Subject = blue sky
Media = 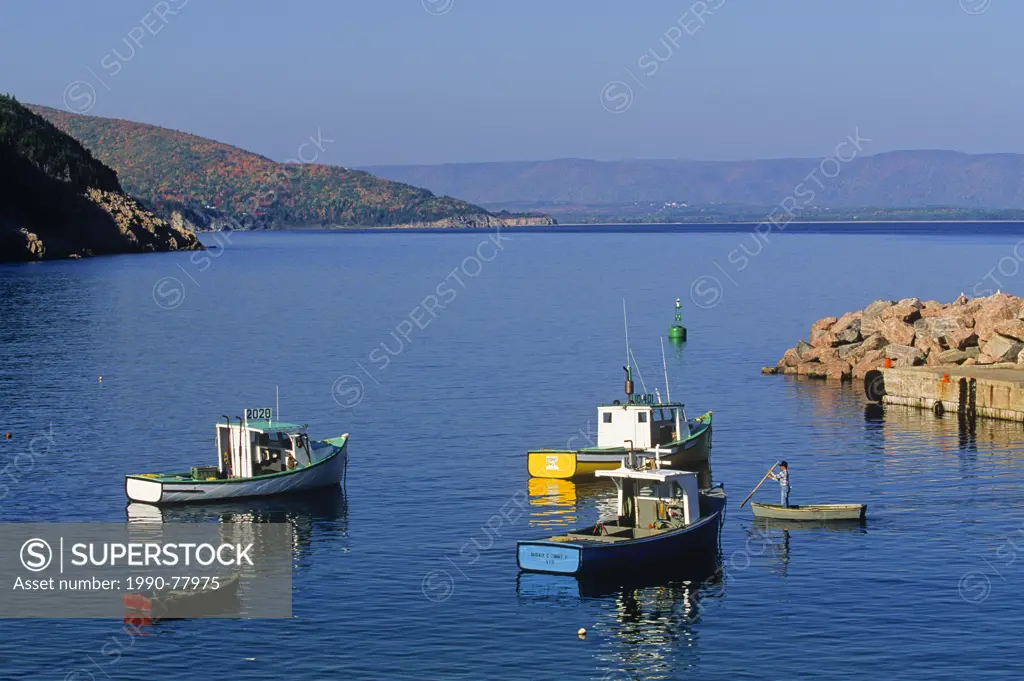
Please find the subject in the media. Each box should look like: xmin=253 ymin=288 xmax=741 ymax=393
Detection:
xmin=2 ymin=0 xmax=1020 ymax=166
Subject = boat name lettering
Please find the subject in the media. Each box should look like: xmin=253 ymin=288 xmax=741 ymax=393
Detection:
xmin=245 ymin=408 xmax=272 ymax=420
xmin=633 ymin=393 xmax=656 ymax=405
xmin=530 ymin=550 xmax=568 ymax=560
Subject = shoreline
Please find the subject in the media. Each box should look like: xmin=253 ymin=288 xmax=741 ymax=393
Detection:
xmin=555 ymin=219 xmax=1024 ymax=226
xmin=196 ymin=219 xmax=1024 ymax=235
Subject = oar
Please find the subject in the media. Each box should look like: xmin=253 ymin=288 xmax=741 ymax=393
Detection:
xmin=739 ymin=461 xmax=781 ymax=508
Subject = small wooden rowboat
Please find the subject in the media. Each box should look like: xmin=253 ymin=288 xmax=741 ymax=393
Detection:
xmin=750 ymin=502 xmax=866 ymax=521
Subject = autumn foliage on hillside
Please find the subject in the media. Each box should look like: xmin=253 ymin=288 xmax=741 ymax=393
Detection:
xmin=29 ymin=105 xmax=487 ymax=228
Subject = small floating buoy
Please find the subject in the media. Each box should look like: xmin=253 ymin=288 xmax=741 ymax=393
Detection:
xmin=4 ymin=432 xmax=10 ymax=440
xmin=577 ymin=627 xmax=587 ymax=639
xmin=98 ymin=376 xmax=103 ymax=382
xmin=668 ymin=298 xmax=687 ymax=343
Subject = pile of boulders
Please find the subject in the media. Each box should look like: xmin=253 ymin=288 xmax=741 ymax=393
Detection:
xmin=762 ymin=293 xmax=1024 ymax=380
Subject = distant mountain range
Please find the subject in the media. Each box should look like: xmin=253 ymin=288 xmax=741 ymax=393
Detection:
xmin=1 ymin=95 xmax=200 ymax=261
xmin=28 ymin=105 xmax=553 ymax=231
xmin=364 ymin=152 xmax=1024 ymax=223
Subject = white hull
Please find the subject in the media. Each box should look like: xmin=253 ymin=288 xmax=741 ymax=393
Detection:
xmin=126 ymin=443 xmax=348 ymax=505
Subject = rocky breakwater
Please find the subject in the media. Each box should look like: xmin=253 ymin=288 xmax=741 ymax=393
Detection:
xmin=762 ymin=293 xmax=1024 ymax=380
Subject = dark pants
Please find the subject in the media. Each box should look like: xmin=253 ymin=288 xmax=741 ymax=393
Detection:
xmin=781 ymin=486 xmax=790 ymax=508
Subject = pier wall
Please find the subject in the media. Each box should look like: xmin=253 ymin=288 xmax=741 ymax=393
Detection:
xmin=877 ymin=366 xmax=1024 ymax=422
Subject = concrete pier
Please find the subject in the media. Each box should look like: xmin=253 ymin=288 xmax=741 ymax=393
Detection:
xmin=871 ymin=365 xmax=1024 ymax=423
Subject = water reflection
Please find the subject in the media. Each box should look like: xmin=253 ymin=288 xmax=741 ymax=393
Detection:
xmin=125 ymin=487 xmax=349 ymax=562
xmin=748 ymin=519 xmax=867 ymax=578
xmin=864 ymin=401 xmax=1024 ymax=470
xmin=517 ymin=564 xmax=723 ymax=680
xmin=527 ymin=478 xmax=614 ymax=530
xmin=668 ymin=337 xmax=684 ymax=363
xmin=522 ymin=465 xmax=725 ymax=679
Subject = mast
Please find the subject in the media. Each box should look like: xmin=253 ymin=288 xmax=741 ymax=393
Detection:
xmin=221 ymin=416 xmax=232 ymax=477
xmin=622 ymin=299 xmax=631 ymax=373
xmin=623 ymin=299 xmax=634 ymax=404
xmin=629 ymin=348 xmax=648 ymax=395
xmin=234 ymin=416 xmax=244 ymax=479
xmin=660 ymin=337 xmax=671 ymax=403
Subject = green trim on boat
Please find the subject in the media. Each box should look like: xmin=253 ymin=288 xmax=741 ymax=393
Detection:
xmin=239 ymin=420 xmax=306 ymax=432
xmin=126 ymin=435 xmax=347 ymax=484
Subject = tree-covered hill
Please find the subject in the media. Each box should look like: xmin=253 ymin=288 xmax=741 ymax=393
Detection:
xmin=28 ymin=105 xmax=553 ymax=230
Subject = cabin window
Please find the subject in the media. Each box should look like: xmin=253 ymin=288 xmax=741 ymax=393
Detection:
xmin=638 ymin=412 xmax=647 ymax=423
xmin=603 ymin=413 xmax=612 ymax=423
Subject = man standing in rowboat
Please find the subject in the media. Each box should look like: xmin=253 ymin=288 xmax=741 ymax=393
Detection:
xmin=768 ymin=461 xmax=790 ymax=508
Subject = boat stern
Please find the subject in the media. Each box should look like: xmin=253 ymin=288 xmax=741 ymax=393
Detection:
xmin=527 ymin=450 xmax=577 ymax=479
xmin=125 ymin=476 xmax=163 ymax=504
xmin=517 ymin=540 xmax=582 ymax=574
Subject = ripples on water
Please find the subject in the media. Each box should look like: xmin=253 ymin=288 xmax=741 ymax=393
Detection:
xmin=1 ymin=228 xmax=1024 ymax=679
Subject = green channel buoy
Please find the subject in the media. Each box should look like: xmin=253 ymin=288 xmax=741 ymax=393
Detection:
xmin=668 ymin=298 xmax=687 ymax=342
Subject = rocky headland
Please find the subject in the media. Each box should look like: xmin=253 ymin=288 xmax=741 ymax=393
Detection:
xmin=763 ymin=292 xmax=1024 ymax=380
xmin=0 ymin=95 xmax=201 ymax=262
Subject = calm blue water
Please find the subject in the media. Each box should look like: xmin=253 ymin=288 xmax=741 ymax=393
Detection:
xmin=2 ymin=224 xmax=1024 ymax=680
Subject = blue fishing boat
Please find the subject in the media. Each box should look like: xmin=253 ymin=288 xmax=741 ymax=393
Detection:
xmin=517 ymin=456 xmax=725 ymax=575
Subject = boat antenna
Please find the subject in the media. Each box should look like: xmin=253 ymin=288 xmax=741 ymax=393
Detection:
xmin=622 ymin=298 xmax=631 ymax=372
xmin=660 ymin=337 xmax=671 ymax=403
xmin=628 ymin=347 xmax=648 ymax=395
xmin=221 ymin=415 xmax=231 ymax=474
xmin=275 ymin=385 xmax=279 ymax=425
xmin=234 ymin=416 xmax=244 ymax=478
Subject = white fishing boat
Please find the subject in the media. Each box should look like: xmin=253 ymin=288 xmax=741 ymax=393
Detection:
xmin=527 ymin=304 xmax=712 ymax=479
xmin=125 ymin=408 xmax=348 ymax=505
xmin=527 ymin=387 xmax=712 ymax=479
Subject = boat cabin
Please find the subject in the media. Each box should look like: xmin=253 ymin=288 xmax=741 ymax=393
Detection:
xmin=596 ymin=394 xmax=688 ymax=451
xmin=595 ymin=465 xmax=701 ymax=534
xmin=215 ymin=417 xmax=313 ymax=480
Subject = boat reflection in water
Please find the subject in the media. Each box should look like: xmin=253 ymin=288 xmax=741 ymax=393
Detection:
xmin=521 ymin=461 xmax=721 ymax=677
xmin=122 ymin=487 xmax=348 ymax=623
xmin=527 ymin=478 xmax=612 ymax=530
xmin=517 ymin=559 xmax=723 ymax=679
xmin=750 ymin=517 xmax=867 ymax=577
xmin=126 ymin=486 xmax=349 ymax=564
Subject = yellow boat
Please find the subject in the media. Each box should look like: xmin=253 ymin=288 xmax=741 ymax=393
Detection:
xmin=528 ymin=368 xmax=712 ymax=480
